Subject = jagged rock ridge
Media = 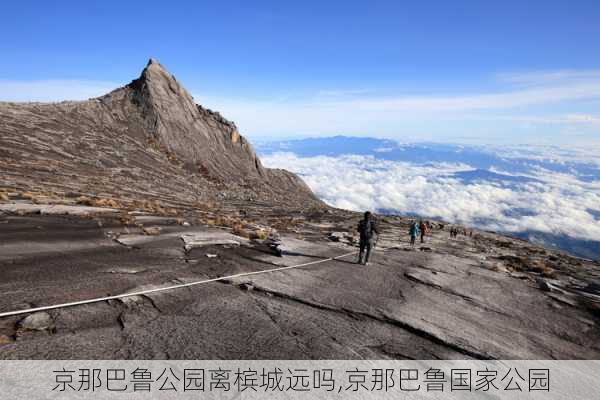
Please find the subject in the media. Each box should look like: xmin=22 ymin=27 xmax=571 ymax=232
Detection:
xmin=126 ymin=58 xmax=264 ymax=179
xmin=0 ymin=59 xmax=318 ymax=210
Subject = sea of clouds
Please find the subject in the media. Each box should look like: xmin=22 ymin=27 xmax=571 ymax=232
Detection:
xmin=261 ymin=151 xmax=600 ymax=242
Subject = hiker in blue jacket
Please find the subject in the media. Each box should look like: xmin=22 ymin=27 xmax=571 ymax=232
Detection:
xmin=409 ymin=221 xmax=420 ymax=247
xmin=357 ymin=211 xmax=378 ymax=265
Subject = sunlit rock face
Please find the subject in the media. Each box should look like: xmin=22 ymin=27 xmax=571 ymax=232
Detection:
xmin=0 ymin=59 xmax=319 ymax=209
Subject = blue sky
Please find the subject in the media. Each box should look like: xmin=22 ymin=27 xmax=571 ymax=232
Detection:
xmin=2 ymin=0 xmax=600 ymax=145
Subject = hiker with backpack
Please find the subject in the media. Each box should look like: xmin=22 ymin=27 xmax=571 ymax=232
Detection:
xmin=357 ymin=211 xmax=378 ymax=265
xmin=450 ymin=226 xmax=457 ymax=238
xmin=419 ymin=219 xmax=428 ymax=243
xmin=409 ymin=220 xmax=420 ymax=247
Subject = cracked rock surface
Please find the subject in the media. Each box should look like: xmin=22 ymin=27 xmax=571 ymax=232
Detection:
xmin=0 ymin=212 xmax=598 ymax=359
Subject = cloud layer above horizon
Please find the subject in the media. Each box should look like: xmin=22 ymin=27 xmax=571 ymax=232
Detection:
xmin=262 ymin=152 xmax=600 ymax=241
xmin=2 ymin=69 xmax=600 ymax=145
xmin=196 ymin=69 xmax=600 ymax=145
xmin=0 ymin=80 xmax=120 ymax=102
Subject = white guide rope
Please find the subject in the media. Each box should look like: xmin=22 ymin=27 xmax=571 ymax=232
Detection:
xmin=0 ymin=250 xmax=358 ymax=318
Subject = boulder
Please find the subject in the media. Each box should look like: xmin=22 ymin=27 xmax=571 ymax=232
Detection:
xmin=181 ymin=232 xmax=245 ymax=252
xmin=18 ymin=312 xmax=53 ymax=331
xmin=142 ymin=226 xmax=161 ymax=236
xmin=239 ymin=283 xmax=254 ymax=291
xmin=328 ymin=232 xmax=347 ymax=242
xmin=536 ymin=277 xmax=553 ymax=292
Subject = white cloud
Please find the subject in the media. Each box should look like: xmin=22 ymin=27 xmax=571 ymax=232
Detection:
xmin=490 ymin=144 xmax=600 ymax=168
xmin=496 ymin=69 xmax=600 ymax=86
xmin=194 ymin=70 xmax=600 ymax=141
xmin=334 ymin=82 xmax=600 ymax=112
xmin=493 ymin=114 xmax=600 ymax=125
xmin=262 ymin=152 xmax=600 ymax=241
xmin=0 ymin=80 xmax=120 ymax=102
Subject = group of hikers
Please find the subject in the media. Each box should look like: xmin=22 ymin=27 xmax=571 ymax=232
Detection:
xmin=408 ymin=219 xmax=429 ymax=246
xmin=450 ymin=226 xmax=472 ymax=238
xmin=265 ymin=212 xmax=473 ymax=265
xmin=356 ymin=212 xmax=431 ymax=265
xmin=355 ymin=211 xmax=471 ymax=265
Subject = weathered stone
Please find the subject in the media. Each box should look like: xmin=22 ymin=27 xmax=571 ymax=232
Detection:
xmin=142 ymin=226 xmax=161 ymax=236
xmin=181 ymin=231 xmax=245 ymax=252
xmin=1 ymin=213 xmax=600 ymax=360
xmin=536 ymin=277 xmax=553 ymax=292
xmin=328 ymin=232 xmax=347 ymax=242
xmin=0 ymin=335 xmax=14 ymax=345
xmin=0 ymin=204 xmax=118 ymax=216
xmin=18 ymin=312 xmax=53 ymax=331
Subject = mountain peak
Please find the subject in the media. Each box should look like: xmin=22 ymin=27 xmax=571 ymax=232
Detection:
xmin=125 ymin=59 xmax=270 ymax=181
xmin=138 ymin=58 xmax=177 ymax=88
xmin=143 ymin=57 xmax=171 ymax=76
xmin=0 ymin=58 xmax=319 ymax=211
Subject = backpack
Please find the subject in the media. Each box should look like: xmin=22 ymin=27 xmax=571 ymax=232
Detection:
xmin=359 ymin=219 xmax=373 ymax=239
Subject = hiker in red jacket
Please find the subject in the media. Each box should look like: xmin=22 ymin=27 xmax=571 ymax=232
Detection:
xmin=419 ymin=219 xmax=428 ymax=243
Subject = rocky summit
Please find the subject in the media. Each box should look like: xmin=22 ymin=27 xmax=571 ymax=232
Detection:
xmin=0 ymin=59 xmax=317 ymax=211
xmin=0 ymin=60 xmax=599 ymax=360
